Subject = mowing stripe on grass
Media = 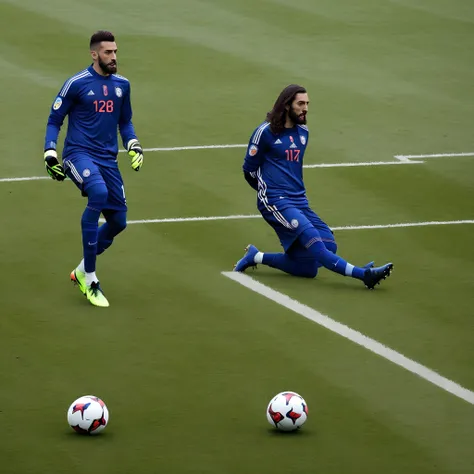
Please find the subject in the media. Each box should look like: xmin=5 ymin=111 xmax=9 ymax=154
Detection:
xmin=222 ymin=271 xmax=474 ymax=406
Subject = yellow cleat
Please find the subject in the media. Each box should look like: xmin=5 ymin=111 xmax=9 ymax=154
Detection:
xmin=70 ymin=268 xmax=86 ymax=295
xmin=85 ymin=281 xmax=109 ymax=308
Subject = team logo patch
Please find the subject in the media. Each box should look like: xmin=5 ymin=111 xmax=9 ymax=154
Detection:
xmin=115 ymin=87 xmax=122 ymax=97
xmin=82 ymin=169 xmax=91 ymax=178
xmin=291 ymin=219 xmax=299 ymax=229
xmin=53 ymin=97 xmax=62 ymax=110
xmin=103 ymin=85 xmax=108 ymax=96
xmin=300 ymin=135 xmax=306 ymax=145
xmin=249 ymin=145 xmax=258 ymax=156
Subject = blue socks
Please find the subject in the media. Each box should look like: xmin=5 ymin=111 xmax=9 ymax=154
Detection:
xmin=262 ymin=253 xmax=319 ymax=278
xmin=97 ymin=210 xmax=127 ymax=255
xmin=81 ymin=183 xmax=108 ymax=273
xmin=300 ymin=228 xmax=366 ymax=279
xmin=82 ymin=206 xmax=102 ymax=273
xmin=81 ymin=185 xmax=127 ymax=272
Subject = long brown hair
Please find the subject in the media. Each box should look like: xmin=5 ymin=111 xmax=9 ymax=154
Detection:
xmin=266 ymin=84 xmax=306 ymax=134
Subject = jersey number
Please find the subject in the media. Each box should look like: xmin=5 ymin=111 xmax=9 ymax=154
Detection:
xmin=285 ymin=149 xmax=300 ymax=162
xmin=94 ymin=100 xmax=114 ymax=113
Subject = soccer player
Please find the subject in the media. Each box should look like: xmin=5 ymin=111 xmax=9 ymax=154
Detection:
xmin=43 ymin=31 xmax=144 ymax=307
xmin=234 ymin=84 xmax=393 ymax=289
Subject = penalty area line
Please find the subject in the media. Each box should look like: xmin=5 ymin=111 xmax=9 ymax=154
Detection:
xmin=222 ymin=271 xmax=474 ymax=406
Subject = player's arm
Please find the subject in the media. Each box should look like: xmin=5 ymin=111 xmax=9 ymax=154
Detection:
xmin=244 ymin=170 xmax=258 ymax=190
xmin=43 ymin=85 xmax=74 ymax=181
xmin=242 ymin=128 xmax=266 ymax=191
xmin=119 ymin=84 xmax=143 ymax=171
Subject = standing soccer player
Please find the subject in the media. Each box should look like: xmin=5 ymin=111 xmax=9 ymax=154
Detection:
xmin=234 ymin=84 xmax=393 ymax=289
xmin=44 ymin=31 xmax=144 ymax=307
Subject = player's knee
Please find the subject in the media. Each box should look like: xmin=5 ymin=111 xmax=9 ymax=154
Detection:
xmin=111 ymin=211 xmax=127 ymax=234
xmin=86 ymin=183 xmax=108 ymax=210
xmin=324 ymin=240 xmax=337 ymax=254
xmin=300 ymin=266 xmax=319 ymax=278
xmin=297 ymin=259 xmax=319 ymax=278
xmin=304 ymin=239 xmax=325 ymax=260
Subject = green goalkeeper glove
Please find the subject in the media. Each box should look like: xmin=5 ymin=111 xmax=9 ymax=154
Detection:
xmin=127 ymin=139 xmax=144 ymax=171
xmin=44 ymin=150 xmax=66 ymax=181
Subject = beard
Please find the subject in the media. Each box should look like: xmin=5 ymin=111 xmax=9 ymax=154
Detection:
xmin=98 ymin=57 xmax=117 ymax=75
xmin=288 ymin=106 xmax=307 ymax=125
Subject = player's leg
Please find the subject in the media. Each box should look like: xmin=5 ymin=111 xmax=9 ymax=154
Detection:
xmin=235 ymin=205 xmax=391 ymax=288
xmin=64 ymin=157 xmax=109 ymax=307
xmin=76 ymin=170 xmax=127 ymax=264
xmin=262 ymin=242 xmax=320 ymax=278
xmin=234 ymin=205 xmax=319 ymax=277
xmin=253 ymin=208 xmax=323 ymax=278
xmin=302 ymin=206 xmax=376 ymax=271
xmin=298 ymin=227 xmax=392 ymax=288
xmin=96 ymin=166 xmax=128 ymax=255
xmin=96 ymin=210 xmax=127 ymax=255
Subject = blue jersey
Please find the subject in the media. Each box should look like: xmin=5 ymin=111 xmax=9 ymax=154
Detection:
xmin=243 ymin=121 xmax=309 ymax=209
xmin=44 ymin=65 xmax=137 ymax=168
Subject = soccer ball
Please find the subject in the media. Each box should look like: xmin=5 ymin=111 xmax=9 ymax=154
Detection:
xmin=67 ymin=395 xmax=109 ymax=435
xmin=266 ymin=391 xmax=308 ymax=432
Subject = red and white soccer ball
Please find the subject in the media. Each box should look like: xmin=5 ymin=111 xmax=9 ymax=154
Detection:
xmin=67 ymin=395 xmax=109 ymax=435
xmin=266 ymin=391 xmax=308 ymax=431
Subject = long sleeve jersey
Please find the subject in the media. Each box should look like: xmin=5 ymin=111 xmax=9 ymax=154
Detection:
xmin=243 ymin=121 xmax=310 ymax=209
xmin=45 ymin=65 xmax=137 ymax=167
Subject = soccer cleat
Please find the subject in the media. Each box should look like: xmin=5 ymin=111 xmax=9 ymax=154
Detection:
xmin=85 ymin=281 xmax=109 ymax=307
xmin=70 ymin=268 xmax=86 ymax=295
xmin=233 ymin=244 xmax=259 ymax=272
xmin=363 ymin=263 xmax=393 ymax=289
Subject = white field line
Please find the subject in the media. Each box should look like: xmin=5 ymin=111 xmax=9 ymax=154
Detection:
xmin=395 ymin=152 xmax=474 ymax=159
xmin=123 ymin=216 xmax=474 ymax=227
xmin=304 ymin=160 xmax=423 ymax=168
xmin=394 ymin=154 xmax=412 ymax=163
xmin=0 ymin=158 xmax=421 ymax=183
xmin=0 ymin=176 xmax=50 ymax=183
xmin=2 ymin=145 xmax=472 ymax=183
xmin=118 ymin=144 xmax=247 ymax=152
xmin=222 ymin=271 xmax=474 ymax=406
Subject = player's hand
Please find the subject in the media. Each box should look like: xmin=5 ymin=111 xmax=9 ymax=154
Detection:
xmin=127 ymin=139 xmax=144 ymax=171
xmin=44 ymin=150 xmax=66 ymax=181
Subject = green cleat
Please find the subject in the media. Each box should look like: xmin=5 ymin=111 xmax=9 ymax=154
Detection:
xmin=85 ymin=281 xmax=109 ymax=308
xmin=70 ymin=268 xmax=86 ymax=295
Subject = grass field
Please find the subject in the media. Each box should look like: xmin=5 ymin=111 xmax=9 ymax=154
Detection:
xmin=1 ymin=0 xmax=474 ymax=473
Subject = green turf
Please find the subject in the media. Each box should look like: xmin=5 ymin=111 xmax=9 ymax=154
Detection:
xmin=1 ymin=0 xmax=473 ymax=473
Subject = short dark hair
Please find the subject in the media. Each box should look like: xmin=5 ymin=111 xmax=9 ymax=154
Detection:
xmin=266 ymin=84 xmax=307 ymax=134
xmin=90 ymin=30 xmax=115 ymax=49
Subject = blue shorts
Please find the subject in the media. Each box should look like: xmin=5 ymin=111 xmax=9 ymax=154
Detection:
xmin=258 ymin=203 xmax=335 ymax=252
xmin=63 ymin=154 xmax=127 ymax=211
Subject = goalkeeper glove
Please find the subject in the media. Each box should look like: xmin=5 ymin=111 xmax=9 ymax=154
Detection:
xmin=127 ymin=139 xmax=144 ymax=171
xmin=44 ymin=150 xmax=66 ymax=181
